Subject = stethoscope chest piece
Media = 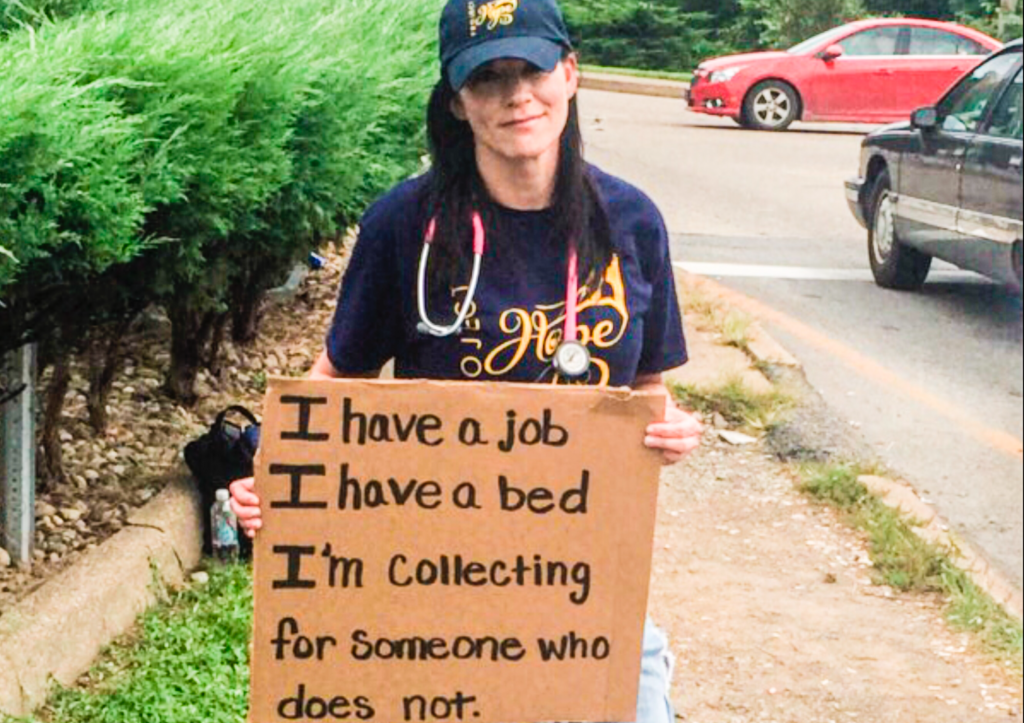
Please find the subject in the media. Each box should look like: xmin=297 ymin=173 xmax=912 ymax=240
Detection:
xmin=553 ymin=340 xmax=591 ymax=380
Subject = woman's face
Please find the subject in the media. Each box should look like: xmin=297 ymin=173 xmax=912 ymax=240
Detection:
xmin=452 ymin=55 xmax=579 ymax=165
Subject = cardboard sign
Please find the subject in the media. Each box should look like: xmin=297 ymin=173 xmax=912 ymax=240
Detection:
xmin=250 ymin=378 xmax=665 ymax=723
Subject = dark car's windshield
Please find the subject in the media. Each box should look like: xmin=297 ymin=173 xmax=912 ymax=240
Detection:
xmin=938 ymin=50 xmax=1021 ymax=133
xmin=788 ymin=26 xmax=853 ymax=55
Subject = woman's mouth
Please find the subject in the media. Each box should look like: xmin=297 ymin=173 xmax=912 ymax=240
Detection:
xmin=503 ymin=115 xmax=544 ymax=128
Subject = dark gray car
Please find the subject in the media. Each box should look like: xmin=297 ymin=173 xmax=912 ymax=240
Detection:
xmin=846 ymin=39 xmax=1023 ymax=291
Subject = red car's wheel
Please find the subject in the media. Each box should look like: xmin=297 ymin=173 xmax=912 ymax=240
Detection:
xmin=743 ymin=80 xmax=800 ymax=131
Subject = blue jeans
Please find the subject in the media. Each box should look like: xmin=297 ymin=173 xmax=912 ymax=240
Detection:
xmin=632 ymin=620 xmax=675 ymax=723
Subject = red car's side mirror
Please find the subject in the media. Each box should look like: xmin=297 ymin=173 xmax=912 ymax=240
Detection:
xmin=820 ymin=44 xmax=845 ymax=61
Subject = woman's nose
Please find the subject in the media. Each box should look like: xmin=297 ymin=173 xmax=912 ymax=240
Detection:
xmin=504 ymin=75 xmax=532 ymax=104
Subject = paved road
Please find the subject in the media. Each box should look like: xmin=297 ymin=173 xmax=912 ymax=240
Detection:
xmin=578 ymin=88 xmax=1024 ymax=588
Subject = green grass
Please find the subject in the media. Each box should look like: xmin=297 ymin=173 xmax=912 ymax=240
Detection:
xmin=670 ymin=376 xmax=792 ymax=435
xmin=800 ymin=463 xmax=1023 ymax=672
xmin=679 ymin=281 xmax=752 ymax=351
xmin=3 ymin=562 xmax=253 ymax=723
xmin=580 ymin=64 xmax=692 ymax=83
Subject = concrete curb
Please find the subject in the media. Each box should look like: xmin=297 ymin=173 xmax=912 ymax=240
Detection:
xmin=0 ymin=469 xmax=202 ymax=717
xmin=580 ymin=72 xmax=689 ymax=99
xmin=859 ymin=475 xmax=1024 ymax=622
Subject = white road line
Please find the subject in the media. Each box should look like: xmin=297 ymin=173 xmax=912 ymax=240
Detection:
xmin=674 ymin=262 xmax=980 ymax=283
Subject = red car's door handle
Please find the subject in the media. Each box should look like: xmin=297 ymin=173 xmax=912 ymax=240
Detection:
xmin=874 ymin=69 xmax=895 ymax=76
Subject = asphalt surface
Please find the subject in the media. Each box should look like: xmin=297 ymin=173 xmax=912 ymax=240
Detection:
xmin=578 ymin=88 xmax=1024 ymax=588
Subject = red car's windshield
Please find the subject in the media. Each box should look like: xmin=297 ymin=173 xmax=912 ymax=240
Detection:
xmin=788 ymin=25 xmax=853 ymax=54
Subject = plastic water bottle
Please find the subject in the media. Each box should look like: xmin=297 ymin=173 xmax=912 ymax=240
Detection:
xmin=211 ymin=489 xmax=239 ymax=562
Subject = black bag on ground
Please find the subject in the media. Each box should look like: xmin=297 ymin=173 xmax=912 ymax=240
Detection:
xmin=184 ymin=405 xmax=260 ymax=559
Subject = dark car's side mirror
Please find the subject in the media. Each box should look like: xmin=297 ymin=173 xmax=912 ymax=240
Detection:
xmin=911 ymin=106 xmax=939 ymax=131
xmin=819 ymin=44 xmax=845 ymax=61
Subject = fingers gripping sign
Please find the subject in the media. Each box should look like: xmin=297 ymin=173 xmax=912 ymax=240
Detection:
xmin=644 ymin=395 xmax=704 ymax=466
xmin=229 ymin=477 xmax=262 ymax=538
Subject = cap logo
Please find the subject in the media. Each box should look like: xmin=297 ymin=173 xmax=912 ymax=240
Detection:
xmin=468 ymin=0 xmax=519 ymax=37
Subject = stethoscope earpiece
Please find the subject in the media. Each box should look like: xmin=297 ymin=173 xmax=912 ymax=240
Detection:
xmin=416 ymin=212 xmax=590 ymax=381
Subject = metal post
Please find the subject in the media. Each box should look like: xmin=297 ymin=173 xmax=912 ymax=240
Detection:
xmin=1 ymin=344 xmax=36 ymax=565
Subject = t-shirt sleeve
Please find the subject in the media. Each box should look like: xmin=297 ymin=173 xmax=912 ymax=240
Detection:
xmin=637 ymin=212 xmax=688 ymax=376
xmin=324 ymin=211 xmax=404 ymax=375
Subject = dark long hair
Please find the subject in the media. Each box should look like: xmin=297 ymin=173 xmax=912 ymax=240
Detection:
xmin=424 ymin=61 xmax=613 ymax=291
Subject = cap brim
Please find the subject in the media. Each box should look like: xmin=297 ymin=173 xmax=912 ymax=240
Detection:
xmin=446 ymin=37 xmax=563 ymax=91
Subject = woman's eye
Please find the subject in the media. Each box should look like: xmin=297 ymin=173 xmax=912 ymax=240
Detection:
xmin=469 ymin=70 xmax=500 ymax=86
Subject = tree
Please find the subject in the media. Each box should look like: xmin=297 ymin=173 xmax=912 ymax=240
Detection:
xmin=740 ymin=0 xmax=867 ymax=47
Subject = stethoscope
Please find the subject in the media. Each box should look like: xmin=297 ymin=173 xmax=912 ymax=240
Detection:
xmin=415 ymin=212 xmax=592 ymax=381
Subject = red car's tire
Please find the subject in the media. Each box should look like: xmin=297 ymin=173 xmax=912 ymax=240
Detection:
xmin=743 ymin=80 xmax=800 ymax=131
xmin=868 ymin=170 xmax=932 ymax=291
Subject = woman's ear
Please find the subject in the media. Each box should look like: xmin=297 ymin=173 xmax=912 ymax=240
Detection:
xmin=563 ymin=53 xmax=580 ymax=98
xmin=449 ymin=94 xmax=468 ymax=121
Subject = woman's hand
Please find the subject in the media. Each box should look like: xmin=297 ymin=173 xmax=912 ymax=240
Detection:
xmin=644 ymin=396 xmax=704 ymax=465
xmin=229 ymin=477 xmax=263 ymax=539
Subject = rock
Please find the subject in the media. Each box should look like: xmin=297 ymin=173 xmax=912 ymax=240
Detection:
xmin=137 ymin=488 xmax=155 ymax=503
xmin=60 ymin=508 xmax=83 ymax=522
xmin=35 ymin=501 xmax=57 ymax=519
xmin=0 ymin=548 xmax=10 ymax=568
xmin=112 ymin=465 xmax=127 ymax=477
xmin=84 ymin=469 xmax=100 ymax=481
xmin=59 ymin=429 xmax=73 ymax=442
xmin=191 ymin=571 xmax=210 ymax=585
xmin=717 ymin=430 xmax=759 ymax=446
xmin=713 ymin=412 xmax=729 ymax=429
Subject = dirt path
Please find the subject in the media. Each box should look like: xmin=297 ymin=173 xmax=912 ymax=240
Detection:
xmin=650 ymin=447 xmax=1023 ymax=722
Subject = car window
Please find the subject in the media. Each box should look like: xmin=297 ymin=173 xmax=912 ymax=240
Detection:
xmin=907 ymin=28 xmax=989 ymax=56
xmin=939 ymin=52 xmax=1020 ymax=133
xmin=788 ymin=26 xmax=853 ymax=55
xmin=985 ymin=68 xmax=1023 ymax=140
xmin=838 ymin=26 xmax=903 ymax=56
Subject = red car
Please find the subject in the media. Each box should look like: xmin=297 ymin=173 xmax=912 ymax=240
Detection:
xmin=687 ymin=18 xmax=1003 ymax=131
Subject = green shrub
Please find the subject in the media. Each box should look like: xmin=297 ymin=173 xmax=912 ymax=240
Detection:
xmin=0 ymin=0 xmax=436 ymax=400
xmin=0 ymin=0 xmax=94 ymax=37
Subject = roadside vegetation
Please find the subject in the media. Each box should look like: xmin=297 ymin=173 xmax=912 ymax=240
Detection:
xmin=671 ymin=378 xmax=793 ymax=436
xmin=2 ymin=563 xmax=252 ymax=723
xmin=0 ymin=0 xmax=434 ymax=488
xmin=800 ymin=463 xmax=1023 ymax=670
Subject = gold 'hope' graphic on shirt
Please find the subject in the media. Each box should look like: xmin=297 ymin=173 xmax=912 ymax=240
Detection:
xmin=468 ymin=0 xmax=519 ymax=36
xmin=454 ymin=256 xmax=629 ymax=385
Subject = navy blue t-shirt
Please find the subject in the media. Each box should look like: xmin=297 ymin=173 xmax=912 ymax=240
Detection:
xmin=326 ymin=165 xmax=687 ymax=388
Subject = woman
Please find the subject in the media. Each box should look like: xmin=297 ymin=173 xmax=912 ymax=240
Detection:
xmin=231 ymin=0 xmax=703 ymax=720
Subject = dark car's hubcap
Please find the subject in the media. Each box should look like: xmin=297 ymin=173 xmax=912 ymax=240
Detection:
xmin=873 ymin=191 xmax=896 ymax=263
xmin=754 ymin=88 xmax=791 ymax=127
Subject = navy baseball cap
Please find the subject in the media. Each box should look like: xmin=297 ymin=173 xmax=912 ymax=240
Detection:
xmin=440 ymin=0 xmax=573 ymax=91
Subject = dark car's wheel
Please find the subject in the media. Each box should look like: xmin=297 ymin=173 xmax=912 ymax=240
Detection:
xmin=743 ymin=81 xmax=799 ymax=131
xmin=868 ymin=170 xmax=932 ymax=291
